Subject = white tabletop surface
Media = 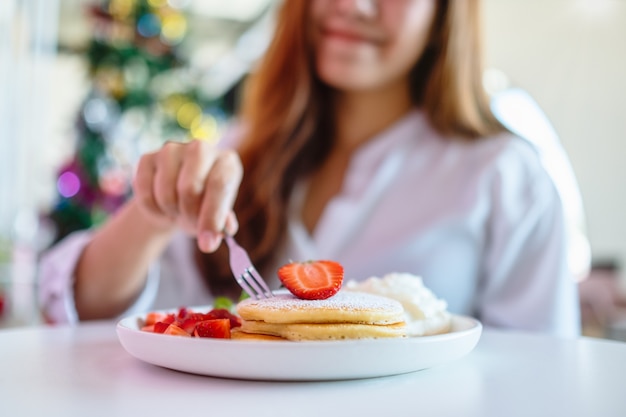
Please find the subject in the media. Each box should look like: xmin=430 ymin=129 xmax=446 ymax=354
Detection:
xmin=1 ymin=322 xmax=626 ymax=417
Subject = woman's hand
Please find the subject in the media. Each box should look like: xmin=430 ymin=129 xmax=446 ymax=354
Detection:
xmin=133 ymin=140 xmax=243 ymax=253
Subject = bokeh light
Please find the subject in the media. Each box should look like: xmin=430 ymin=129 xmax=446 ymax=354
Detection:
xmin=190 ymin=114 xmax=218 ymax=142
xmin=100 ymin=170 xmax=129 ymax=197
xmin=83 ymin=98 xmax=109 ymax=126
xmin=161 ymin=13 xmax=187 ymax=44
xmin=57 ymin=172 xmax=81 ymax=198
xmin=176 ymin=102 xmax=202 ymax=129
xmin=162 ymin=94 xmax=186 ymax=116
xmin=147 ymin=0 xmax=168 ymax=8
xmin=137 ymin=13 xmax=161 ymax=38
xmin=167 ymin=0 xmax=191 ymax=9
xmin=109 ymin=0 xmax=136 ymax=20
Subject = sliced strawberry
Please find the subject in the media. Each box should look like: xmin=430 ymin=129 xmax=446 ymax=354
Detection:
xmin=277 ymin=260 xmax=344 ymax=300
xmin=164 ymin=324 xmax=191 ymax=337
xmin=141 ymin=324 xmax=155 ymax=332
xmin=193 ymin=319 xmax=231 ymax=339
xmin=153 ymin=321 xmax=171 ymax=334
xmin=143 ymin=306 xmax=243 ymax=337
xmin=162 ymin=313 xmax=176 ymax=324
xmin=179 ymin=313 xmax=214 ymax=334
xmin=206 ymin=308 xmax=242 ymax=328
xmin=176 ymin=307 xmax=191 ymax=320
xmin=144 ymin=312 xmax=168 ymax=326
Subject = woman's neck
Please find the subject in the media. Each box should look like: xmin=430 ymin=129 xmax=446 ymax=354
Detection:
xmin=333 ymin=80 xmax=413 ymax=152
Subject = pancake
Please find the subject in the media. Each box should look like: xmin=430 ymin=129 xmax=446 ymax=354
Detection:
xmin=230 ymin=328 xmax=286 ymax=341
xmin=236 ymin=291 xmax=405 ymax=325
xmin=240 ymin=320 xmax=406 ymax=341
xmin=235 ymin=290 xmax=407 ymax=341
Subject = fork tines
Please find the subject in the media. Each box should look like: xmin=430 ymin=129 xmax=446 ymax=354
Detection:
xmin=224 ymin=235 xmax=274 ymax=300
xmin=238 ymin=266 xmax=273 ymax=300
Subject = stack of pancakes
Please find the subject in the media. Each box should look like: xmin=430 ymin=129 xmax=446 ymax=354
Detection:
xmin=232 ymin=291 xmax=406 ymax=341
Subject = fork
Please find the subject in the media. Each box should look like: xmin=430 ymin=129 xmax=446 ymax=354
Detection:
xmin=223 ymin=234 xmax=274 ymax=300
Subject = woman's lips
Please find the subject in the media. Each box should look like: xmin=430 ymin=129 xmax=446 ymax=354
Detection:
xmin=322 ymin=28 xmax=378 ymax=45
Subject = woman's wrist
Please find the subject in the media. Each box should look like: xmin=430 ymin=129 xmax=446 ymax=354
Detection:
xmin=125 ymin=197 xmax=178 ymax=237
xmin=73 ymin=199 xmax=178 ymax=320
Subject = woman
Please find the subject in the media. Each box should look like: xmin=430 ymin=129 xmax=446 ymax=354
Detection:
xmin=39 ymin=0 xmax=580 ymax=336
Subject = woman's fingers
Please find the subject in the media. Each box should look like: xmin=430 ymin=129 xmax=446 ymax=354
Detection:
xmin=152 ymin=142 xmax=184 ymax=218
xmin=197 ymin=210 xmax=239 ymax=252
xmin=176 ymin=140 xmax=219 ymax=233
xmin=133 ymin=139 xmax=243 ymax=250
xmin=224 ymin=211 xmax=239 ymax=236
xmin=197 ymin=150 xmax=243 ymax=252
xmin=133 ymin=152 xmax=162 ymax=218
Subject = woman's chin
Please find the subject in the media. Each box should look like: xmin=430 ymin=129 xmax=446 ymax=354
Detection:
xmin=317 ymin=65 xmax=378 ymax=92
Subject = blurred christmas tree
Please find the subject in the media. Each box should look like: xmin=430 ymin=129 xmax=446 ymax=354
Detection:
xmin=48 ymin=0 xmax=231 ymax=243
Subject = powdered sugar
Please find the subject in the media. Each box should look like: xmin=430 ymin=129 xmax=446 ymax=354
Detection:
xmin=238 ymin=290 xmax=404 ymax=314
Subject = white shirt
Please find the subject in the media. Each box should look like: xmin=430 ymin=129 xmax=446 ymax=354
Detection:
xmin=39 ymin=110 xmax=581 ymax=337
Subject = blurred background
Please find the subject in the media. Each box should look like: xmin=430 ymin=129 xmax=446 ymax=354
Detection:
xmin=0 ymin=0 xmax=624 ymax=339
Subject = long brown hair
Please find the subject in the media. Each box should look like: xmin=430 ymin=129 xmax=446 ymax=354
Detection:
xmin=196 ymin=0 xmax=505 ymax=297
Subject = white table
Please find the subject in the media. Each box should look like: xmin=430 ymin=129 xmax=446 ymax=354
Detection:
xmin=1 ymin=322 xmax=625 ymax=417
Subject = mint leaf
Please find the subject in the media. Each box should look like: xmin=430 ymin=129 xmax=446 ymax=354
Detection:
xmin=213 ymin=296 xmax=234 ymax=311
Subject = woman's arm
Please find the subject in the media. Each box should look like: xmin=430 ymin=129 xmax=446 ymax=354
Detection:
xmin=73 ymin=199 xmax=176 ymax=320
xmin=478 ymin=141 xmax=581 ymax=337
xmin=71 ymin=140 xmax=243 ymax=320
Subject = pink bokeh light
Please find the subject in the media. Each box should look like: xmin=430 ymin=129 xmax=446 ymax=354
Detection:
xmin=57 ymin=171 xmax=81 ymax=198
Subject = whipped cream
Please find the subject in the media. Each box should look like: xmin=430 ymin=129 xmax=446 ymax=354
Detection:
xmin=345 ymin=272 xmax=451 ymax=336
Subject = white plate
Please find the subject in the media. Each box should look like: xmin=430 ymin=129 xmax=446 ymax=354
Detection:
xmin=116 ymin=309 xmax=482 ymax=381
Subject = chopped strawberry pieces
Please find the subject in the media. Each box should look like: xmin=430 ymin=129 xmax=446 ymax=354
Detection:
xmin=204 ymin=308 xmax=242 ymax=328
xmin=153 ymin=321 xmax=171 ymax=334
xmin=140 ymin=307 xmax=240 ymax=339
xmin=141 ymin=324 xmax=155 ymax=332
xmin=179 ymin=313 xmax=209 ymax=333
xmin=277 ymin=260 xmax=344 ymax=300
xmin=193 ymin=319 xmax=231 ymax=339
xmin=164 ymin=324 xmax=191 ymax=337
xmin=144 ymin=312 xmax=167 ymax=326
xmin=162 ymin=313 xmax=176 ymax=324
xmin=176 ymin=307 xmax=190 ymax=320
